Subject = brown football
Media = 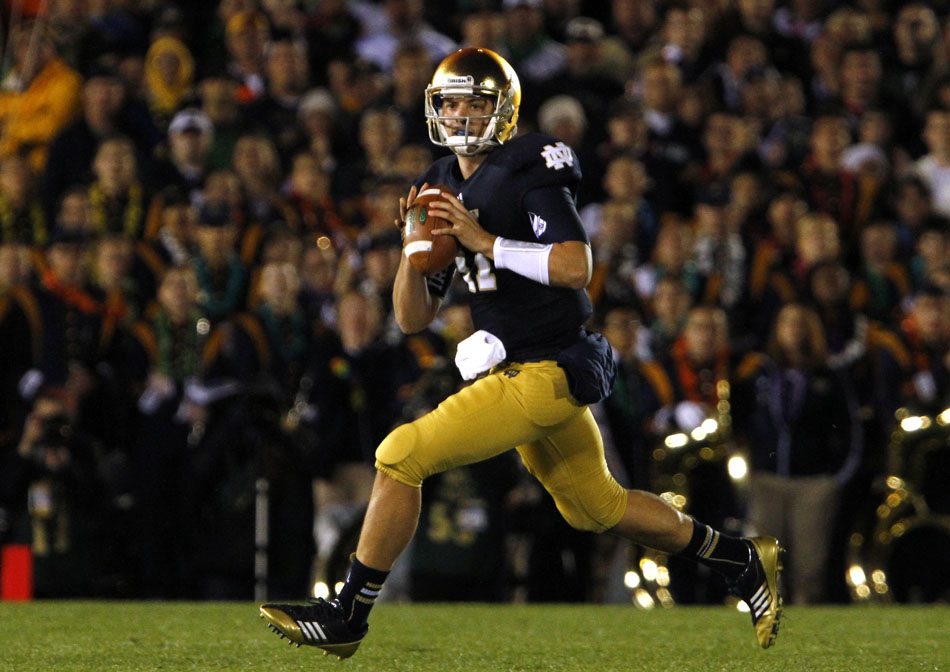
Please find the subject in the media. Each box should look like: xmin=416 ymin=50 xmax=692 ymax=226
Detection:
xmin=403 ymin=184 xmax=459 ymax=276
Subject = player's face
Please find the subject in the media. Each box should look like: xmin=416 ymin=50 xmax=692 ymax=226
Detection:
xmin=440 ymin=95 xmax=495 ymax=138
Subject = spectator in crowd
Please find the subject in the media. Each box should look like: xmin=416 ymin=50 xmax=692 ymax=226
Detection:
xmin=893 ymin=175 xmax=934 ymax=259
xmin=639 ymin=276 xmax=692 ymax=363
xmin=710 ymin=0 xmax=803 ymax=76
xmin=910 ymin=215 xmax=950 ymax=291
xmin=893 ymin=286 xmax=950 ymax=415
xmin=704 ymin=33 xmax=770 ymax=114
xmin=225 ymin=9 xmax=270 ymax=103
xmin=302 ymin=0 xmax=362 ymax=87
xmin=147 ymin=185 xmax=196 ymax=267
xmin=87 ymin=135 xmax=148 ymax=239
xmin=636 ymin=58 xmax=696 ymax=213
xmin=850 ymin=220 xmax=911 ymax=326
xmin=243 ymin=32 xmax=310 ymax=168
xmin=0 ymin=22 xmax=82 ymax=172
xmin=835 ymin=42 xmax=892 ymax=134
xmin=393 ymin=142 xmax=433 ymax=183
xmin=89 ymin=234 xmax=139 ymax=326
xmin=353 ymin=0 xmax=457 ymax=74
xmin=691 ymin=183 xmax=747 ymax=312
xmin=197 ymin=74 xmax=243 ymax=171
xmin=635 ymin=217 xmax=701 ymax=305
xmin=914 ymin=107 xmax=950 ymax=218
xmin=143 ymin=36 xmax=195 ymax=129
xmin=0 ymin=242 xmax=35 ymax=447
xmin=191 ymin=200 xmax=248 ymax=324
xmin=499 ymin=0 xmax=566 ymax=115
xmin=459 ymin=8 xmax=505 ymax=53
xmin=584 ymin=154 xmax=657 ymax=313
xmin=297 ymin=87 xmax=342 ymax=176
xmin=599 ymin=304 xmax=660 ymax=491
xmin=230 ymin=133 xmax=297 ymax=230
xmin=0 ymin=387 xmax=124 ymax=597
xmin=537 ymin=17 xmax=623 ymax=148
xmin=55 ymin=186 xmax=93 ymax=234
xmin=637 ymin=4 xmax=711 ymax=85
xmin=885 ymin=3 xmax=940 ymax=130
xmin=734 ymin=303 xmax=861 ymax=604
xmin=695 ymin=110 xmax=746 ymax=192
xmin=599 ymin=0 xmax=660 ymax=84
xmin=334 ymin=107 xmax=405 ymax=205
xmin=0 ymin=154 xmax=49 ymax=249
xmin=747 ymin=186 xmax=807 ymax=310
xmin=381 ymin=41 xmax=435 ymax=146
xmin=125 ymin=265 xmax=207 ymax=597
xmin=297 ymin=235 xmax=340 ymax=327
xmin=285 ymin=152 xmax=348 ymax=248
xmin=649 ymin=304 xmax=742 ymax=603
xmin=151 ymin=108 xmax=215 ymax=200
xmin=43 ymin=63 xmax=128 ymax=214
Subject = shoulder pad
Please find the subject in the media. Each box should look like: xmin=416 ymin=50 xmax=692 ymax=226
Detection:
xmin=500 ymin=133 xmax=582 ymax=190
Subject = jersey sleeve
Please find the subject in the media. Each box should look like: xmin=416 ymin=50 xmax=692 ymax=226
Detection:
xmin=521 ymin=185 xmax=589 ymax=244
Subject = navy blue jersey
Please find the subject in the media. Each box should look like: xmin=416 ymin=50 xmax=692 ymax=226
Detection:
xmin=417 ymin=133 xmax=592 ymax=362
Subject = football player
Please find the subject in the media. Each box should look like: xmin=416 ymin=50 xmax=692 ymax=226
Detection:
xmin=260 ymin=47 xmax=783 ymax=657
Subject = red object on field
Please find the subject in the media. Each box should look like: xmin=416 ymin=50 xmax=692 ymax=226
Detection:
xmin=1 ymin=544 xmax=34 ymax=601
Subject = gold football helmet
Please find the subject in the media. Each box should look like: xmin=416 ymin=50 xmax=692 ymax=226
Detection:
xmin=425 ymin=47 xmax=521 ymax=156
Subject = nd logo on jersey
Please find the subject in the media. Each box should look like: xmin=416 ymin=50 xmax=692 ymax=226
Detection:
xmin=541 ymin=142 xmax=573 ymax=170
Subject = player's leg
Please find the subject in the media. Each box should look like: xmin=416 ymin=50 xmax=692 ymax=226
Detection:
xmin=614 ymin=473 xmax=783 ymax=648
xmin=261 ymin=364 xmax=578 ymax=657
xmin=517 ymin=404 xmax=782 ymax=649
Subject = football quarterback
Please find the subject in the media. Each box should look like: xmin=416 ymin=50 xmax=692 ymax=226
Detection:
xmin=260 ymin=47 xmax=783 ymax=658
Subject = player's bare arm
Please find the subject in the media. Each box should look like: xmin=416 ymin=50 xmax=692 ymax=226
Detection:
xmin=429 ymin=193 xmax=592 ymax=290
xmin=393 ymin=182 xmax=442 ymax=333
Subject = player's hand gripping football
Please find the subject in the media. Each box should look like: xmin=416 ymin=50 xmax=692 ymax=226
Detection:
xmin=426 ymin=192 xmax=495 ymax=257
xmin=395 ymin=182 xmax=427 ymax=237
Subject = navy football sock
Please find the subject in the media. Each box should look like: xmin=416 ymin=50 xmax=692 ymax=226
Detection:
xmin=680 ymin=517 xmax=751 ymax=583
xmin=337 ymin=557 xmax=389 ymax=630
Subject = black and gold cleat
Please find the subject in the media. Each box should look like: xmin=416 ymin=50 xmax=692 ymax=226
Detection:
xmin=731 ymin=536 xmax=784 ymax=649
xmin=260 ymin=598 xmax=367 ymax=660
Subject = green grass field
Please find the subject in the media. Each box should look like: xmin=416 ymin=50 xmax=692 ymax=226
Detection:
xmin=0 ymin=602 xmax=946 ymax=672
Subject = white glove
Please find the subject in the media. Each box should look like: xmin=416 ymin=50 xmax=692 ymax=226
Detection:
xmin=455 ymin=330 xmax=507 ymax=381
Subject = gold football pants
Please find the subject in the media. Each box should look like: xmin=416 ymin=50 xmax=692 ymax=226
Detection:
xmin=375 ymin=361 xmax=627 ymax=532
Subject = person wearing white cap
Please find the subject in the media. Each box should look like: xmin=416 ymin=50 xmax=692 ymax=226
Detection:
xmin=153 ymin=108 xmax=214 ymax=199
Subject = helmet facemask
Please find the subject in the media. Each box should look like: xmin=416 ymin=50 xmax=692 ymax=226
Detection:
xmin=426 ymin=88 xmax=513 ymax=156
xmin=424 ymin=49 xmax=521 ymax=157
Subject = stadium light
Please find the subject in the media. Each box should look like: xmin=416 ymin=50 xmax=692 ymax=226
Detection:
xmin=848 ymin=565 xmax=866 ymax=587
xmin=727 ymin=455 xmax=748 ymax=480
xmin=899 ymin=415 xmax=929 ymax=432
xmin=664 ymin=433 xmax=689 ymax=449
xmin=624 ymin=571 xmax=641 ymax=589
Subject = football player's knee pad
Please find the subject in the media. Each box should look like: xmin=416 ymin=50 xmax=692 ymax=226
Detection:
xmin=374 ymin=422 xmax=428 ymax=488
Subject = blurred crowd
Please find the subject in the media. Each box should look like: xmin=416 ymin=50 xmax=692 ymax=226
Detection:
xmin=1 ymin=0 xmax=949 ymax=605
